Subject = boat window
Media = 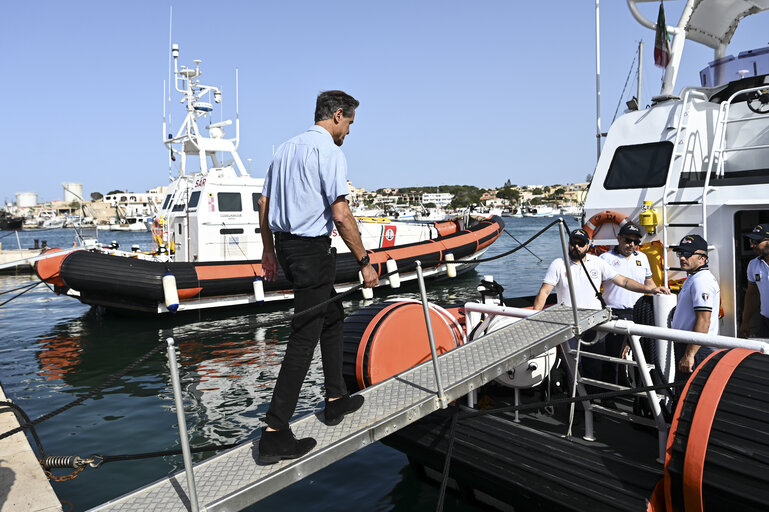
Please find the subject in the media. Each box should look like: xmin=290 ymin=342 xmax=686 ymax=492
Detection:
xmin=162 ymin=194 xmax=172 ymax=209
xmin=218 ymin=192 xmax=242 ymax=212
xmin=172 ymin=203 xmax=186 ymax=212
xmin=220 ymin=228 xmax=244 ymax=234
xmin=252 ymin=193 xmax=262 ymax=211
xmin=603 ymin=142 xmax=673 ymax=190
xmin=188 ymin=191 xmax=201 ymax=209
xmin=120 ymin=196 xmax=127 ymax=202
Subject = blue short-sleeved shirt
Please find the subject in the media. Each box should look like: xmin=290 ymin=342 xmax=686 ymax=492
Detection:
xmin=262 ymin=125 xmax=350 ymax=236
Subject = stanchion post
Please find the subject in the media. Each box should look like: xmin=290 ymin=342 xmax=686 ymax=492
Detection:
xmin=558 ymin=219 xmax=581 ymax=335
xmin=415 ymin=260 xmax=448 ymax=409
xmin=166 ymin=337 xmax=200 ymax=512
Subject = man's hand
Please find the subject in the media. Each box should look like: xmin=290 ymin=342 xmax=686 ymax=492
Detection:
xmin=648 ymin=285 xmax=671 ymax=295
xmin=261 ymin=250 xmax=278 ymax=282
xmin=678 ymin=352 xmax=696 ymax=373
xmin=361 ymin=264 xmax=379 ymax=288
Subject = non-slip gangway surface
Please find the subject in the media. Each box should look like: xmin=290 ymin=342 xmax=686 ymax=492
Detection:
xmin=90 ymin=305 xmax=610 ymax=512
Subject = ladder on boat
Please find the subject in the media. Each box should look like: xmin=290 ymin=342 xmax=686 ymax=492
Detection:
xmin=89 ymin=306 xmax=610 ymax=512
xmin=660 ymin=89 xmax=714 ymax=283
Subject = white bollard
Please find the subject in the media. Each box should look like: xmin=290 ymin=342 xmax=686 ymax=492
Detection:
xmin=386 ymin=258 xmax=400 ymax=288
xmin=445 ymin=252 xmax=457 ymax=278
xmin=359 ymin=271 xmax=374 ymax=299
xmin=162 ymin=272 xmax=179 ymax=313
xmin=253 ymin=277 xmax=264 ymax=302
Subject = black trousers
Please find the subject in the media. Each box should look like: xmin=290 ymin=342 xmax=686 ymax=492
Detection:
xmin=761 ymin=315 xmax=769 ymax=338
xmin=265 ymin=233 xmax=347 ymax=430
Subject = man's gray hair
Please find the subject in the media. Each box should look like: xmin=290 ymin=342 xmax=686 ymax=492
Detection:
xmin=315 ymin=90 xmax=359 ymax=122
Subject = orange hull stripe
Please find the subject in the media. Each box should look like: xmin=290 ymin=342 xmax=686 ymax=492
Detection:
xmin=664 ymin=349 xmax=725 ymax=512
xmin=195 ymin=263 xmax=262 ymax=281
xmin=682 ymin=348 xmax=756 ymax=512
xmin=178 ymin=288 xmax=204 ymax=300
xmin=369 ymin=222 xmax=502 ymax=268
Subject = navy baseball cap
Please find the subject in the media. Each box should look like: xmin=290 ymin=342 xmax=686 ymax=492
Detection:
xmin=618 ymin=222 xmax=642 ymax=239
xmin=672 ymin=234 xmax=708 ymax=253
xmin=570 ymin=228 xmax=590 ymax=244
xmin=745 ymin=224 xmax=769 ymax=241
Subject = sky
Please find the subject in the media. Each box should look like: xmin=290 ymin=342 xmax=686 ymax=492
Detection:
xmin=2 ymin=1 xmax=768 ymax=203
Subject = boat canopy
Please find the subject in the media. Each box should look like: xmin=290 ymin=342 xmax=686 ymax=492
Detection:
xmin=685 ymin=0 xmax=769 ymax=50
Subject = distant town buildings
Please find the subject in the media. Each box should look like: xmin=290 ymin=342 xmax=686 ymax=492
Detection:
xmin=5 ymin=180 xmax=590 ymax=224
xmin=421 ymin=193 xmax=453 ymax=207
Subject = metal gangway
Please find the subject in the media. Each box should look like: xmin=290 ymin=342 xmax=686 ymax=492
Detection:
xmin=90 ymin=304 xmax=611 ymax=512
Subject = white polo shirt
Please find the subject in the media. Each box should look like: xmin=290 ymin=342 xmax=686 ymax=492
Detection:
xmin=600 ymin=248 xmax=652 ymax=309
xmin=671 ymin=268 xmax=720 ymax=335
xmin=747 ymin=256 xmax=769 ymax=318
xmin=542 ymin=254 xmax=618 ymax=309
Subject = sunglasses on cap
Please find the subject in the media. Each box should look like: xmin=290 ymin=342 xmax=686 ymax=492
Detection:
xmin=569 ymin=239 xmax=587 ymax=248
xmin=621 ymin=237 xmax=641 ymax=246
xmin=749 ymin=238 xmax=769 ymax=245
xmin=675 ymin=250 xmax=707 ymax=258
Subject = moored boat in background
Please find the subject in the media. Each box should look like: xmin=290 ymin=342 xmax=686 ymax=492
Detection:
xmin=34 ymin=46 xmax=504 ymax=315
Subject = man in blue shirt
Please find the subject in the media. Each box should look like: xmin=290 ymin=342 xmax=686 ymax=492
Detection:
xmin=257 ymin=90 xmax=378 ymax=464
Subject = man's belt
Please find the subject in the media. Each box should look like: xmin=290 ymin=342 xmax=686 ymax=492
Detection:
xmin=274 ymin=232 xmax=330 ymax=241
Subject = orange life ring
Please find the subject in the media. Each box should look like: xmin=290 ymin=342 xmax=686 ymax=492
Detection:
xmin=583 ymin=210 xmax=628 ymax=239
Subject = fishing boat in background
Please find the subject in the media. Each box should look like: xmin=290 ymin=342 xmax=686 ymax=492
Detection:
xmin=522 ymin=205 xmax=556 ymax=217
xmin=34 ymin=45 xmax=504 ymax=315
xmin=0 ymin=210 xmax=23 ymax=230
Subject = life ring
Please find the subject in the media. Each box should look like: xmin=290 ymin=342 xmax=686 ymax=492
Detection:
xmin=583 ymin=210 xmax=628 ymax=239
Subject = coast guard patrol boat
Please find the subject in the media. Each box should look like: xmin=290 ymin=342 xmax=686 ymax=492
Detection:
xmin=33 ymin=45 xmax=503 ymax=314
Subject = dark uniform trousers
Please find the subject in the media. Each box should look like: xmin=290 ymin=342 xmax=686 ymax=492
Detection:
xmin=265 ymin=233 xmax=347 ymax=431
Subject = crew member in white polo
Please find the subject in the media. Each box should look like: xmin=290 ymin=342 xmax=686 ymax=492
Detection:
xmin=532 ymin=228 xmax=668 ymax=382
xmin=739 ymin=223 xmax=769 ymax=338
xmin=599 ymin=221 xmax=654 ymax=382
xmin=533 ymin=228 xmax=666 ymax=311
xmin=670 ymin=234 xmax=720 ymax=374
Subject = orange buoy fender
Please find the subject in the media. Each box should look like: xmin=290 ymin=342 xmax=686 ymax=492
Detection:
xmin=662 ymin=348 xmax=769 ymax=512
xmin=583 ymin=210 xmax=628 ymax=239
xmin=343 ymin=301 xmax=465 ymax=391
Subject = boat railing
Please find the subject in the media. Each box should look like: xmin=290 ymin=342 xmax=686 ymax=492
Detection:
xmin=707 ymin=84 xmax=769 ymax=178
xmin=462 ymin=302 xmax=769 ymax=462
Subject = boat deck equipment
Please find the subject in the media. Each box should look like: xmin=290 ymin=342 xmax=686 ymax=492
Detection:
xmin=90 ymin=305 xmax=610 ymax=512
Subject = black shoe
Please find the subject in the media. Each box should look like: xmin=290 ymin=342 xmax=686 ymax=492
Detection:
xmin=324 ymin=394 xmax=364 ymax=426
xmin=257 ymin=428 xmax=316 ymax=465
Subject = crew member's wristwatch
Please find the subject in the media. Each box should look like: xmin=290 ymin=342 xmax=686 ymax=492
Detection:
xmin=357 ymin=254 xmax=370 ymax=267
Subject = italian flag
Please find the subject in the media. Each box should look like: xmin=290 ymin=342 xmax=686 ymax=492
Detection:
xmin=654 ymin=2 xmax=671 ymax=68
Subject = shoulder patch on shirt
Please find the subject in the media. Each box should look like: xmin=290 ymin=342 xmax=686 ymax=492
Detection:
xmin=701 ymin=292 xmax=710 ymax=302
xmin=636 ymin=260 xmax=642 ymax=266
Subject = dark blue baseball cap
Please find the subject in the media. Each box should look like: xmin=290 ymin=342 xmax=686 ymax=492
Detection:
xmin=672 ymin=234 xmax=708 ymax=253
xmin=745 ymin=224 xmax=769 ymax=241
xmin=570 ymin=228 xmax=590 ymax=244
xmin=618 ymin=222 xmax=642 ymax=239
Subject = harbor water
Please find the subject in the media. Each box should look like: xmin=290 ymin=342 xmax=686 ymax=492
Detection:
xmin=0 ymin=217 xmax=570 ymax=511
